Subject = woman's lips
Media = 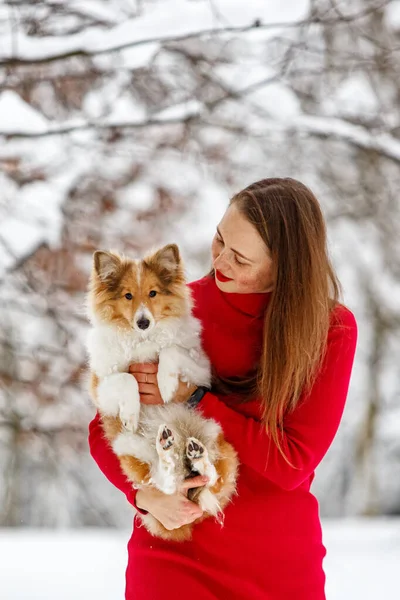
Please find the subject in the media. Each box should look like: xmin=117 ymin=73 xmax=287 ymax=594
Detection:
xmin=216 ymin=269 xmax=233 ymax=282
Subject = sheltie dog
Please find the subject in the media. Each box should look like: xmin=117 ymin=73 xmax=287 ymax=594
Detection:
xmin=86 ymin=244 xmax=238 ymax=541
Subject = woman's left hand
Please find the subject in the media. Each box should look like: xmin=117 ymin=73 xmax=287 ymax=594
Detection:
xmin=128 ymin=363 xmax=197 ymax=405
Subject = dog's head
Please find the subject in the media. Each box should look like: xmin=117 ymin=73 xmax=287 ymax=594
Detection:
xmin=87 ymin=244 xmax=190 ymax=332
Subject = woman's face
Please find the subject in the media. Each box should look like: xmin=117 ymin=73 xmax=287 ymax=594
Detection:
xmin=211 ymin=203 xmax=274 ymax=294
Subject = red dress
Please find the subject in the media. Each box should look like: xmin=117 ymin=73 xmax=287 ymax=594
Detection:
xmin=88 ymin=275 xmax=357 ymax=600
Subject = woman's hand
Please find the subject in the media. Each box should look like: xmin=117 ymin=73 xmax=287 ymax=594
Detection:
xmin=136 ymin=475 xmax=208 ymax=530
xmin=128 ymin=363 xmax=197 ymax=405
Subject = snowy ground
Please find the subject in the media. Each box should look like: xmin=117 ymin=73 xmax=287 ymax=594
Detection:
xmin=1 ymin=518 xmax=399 ymax=599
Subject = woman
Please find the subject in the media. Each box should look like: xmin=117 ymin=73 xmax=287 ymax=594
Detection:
xmin=88 ymin=177 xmax=357 ymax=599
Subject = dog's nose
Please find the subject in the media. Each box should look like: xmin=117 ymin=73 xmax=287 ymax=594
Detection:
xmin=137 ymin=317 xmax=150 ymax=330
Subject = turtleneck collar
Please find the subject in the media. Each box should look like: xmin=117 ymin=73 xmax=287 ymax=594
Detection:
xmin=211 ymin=274 xmax=271 ymax=319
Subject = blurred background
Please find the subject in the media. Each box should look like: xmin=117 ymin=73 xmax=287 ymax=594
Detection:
xmin=0 ymin=0 xmax=399 ymax=598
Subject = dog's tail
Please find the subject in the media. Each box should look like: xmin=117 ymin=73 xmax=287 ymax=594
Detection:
xmin=197 ymin=488 xmax=224 ymax=526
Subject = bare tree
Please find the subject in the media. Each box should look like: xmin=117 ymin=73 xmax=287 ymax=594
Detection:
xmin=0 ymin=0 xmax=399 ymax=525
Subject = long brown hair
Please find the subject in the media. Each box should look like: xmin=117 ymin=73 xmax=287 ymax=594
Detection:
xmin=213 ymin=178 xmax=341 ymax=463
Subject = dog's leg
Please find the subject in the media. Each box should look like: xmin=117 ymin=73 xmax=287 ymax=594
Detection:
xmin=158 ymin=345 xmax=211 ymax=398
xmin=97 ymin=372 xmax=140 ymax=432
xmin=153 ymin=425 xmax=178 ymax=495
xmin=157 ymin=348 xmax=180 ymax=403
xmin=186 ymin=437 xmax=218 ymax=486
xmin=119 ymin=455 xmax=152 ymax=489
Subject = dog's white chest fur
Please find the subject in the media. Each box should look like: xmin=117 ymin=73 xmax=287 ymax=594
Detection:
xmin=87 ymin=325 xmax=159 ymax=376
xmin=86 ymin=315 xmax=211 ymax=431
xmin=87 ymin=315 xmax=207 ymax=375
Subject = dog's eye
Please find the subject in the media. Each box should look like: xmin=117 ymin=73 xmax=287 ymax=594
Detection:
xmin=125 ymin=293 xmax=133 ymax=300
xmin=149 ymin=290 xmax=157 ymax=298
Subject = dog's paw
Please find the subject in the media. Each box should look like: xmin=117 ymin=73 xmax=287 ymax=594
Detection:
xmin=154 ymin=424 xmax=177 ymax=493
xmin=186 ymin=437 xmax=218 ymax=485
xmin=157 ymin=424 xmax=175 ymax=452
xmin=186 ymin=437 xmax=205 ymax=460
xmin=157 ymin=371 xmax=179 ymax=403
xmin=119 ymin=398 xmax=140 ymax=432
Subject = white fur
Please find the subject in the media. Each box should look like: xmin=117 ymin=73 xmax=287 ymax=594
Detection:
xmin=153 ymin=429 xmax=178 ymax=495
xmin=97 ymin=372 xmax=140 ymax=431
xmin=197 ymin=487 xmax=222 ymax=516
xmin=87 ymin=314 xmax=211 ymax=426
xmin=113 ymin=402 xmax=223 ymax=504
xmin=113 ymin=431 xmax=157 ymax=464
xmin=135 ymin=260 xmax=141 ymax=286
xmin=186 ymin=437 xmax=218 ymax=485
xmin=199 ymin=418 xmax=223 ymax=441
xmin=157 ymin=346 xmax=180 ymax=403
xmin=133 ymin=304 xmax=155 ymax=334
xmin=87 ymin=315 xmax=210 ymax=382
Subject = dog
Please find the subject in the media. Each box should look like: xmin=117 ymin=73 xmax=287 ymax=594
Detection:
xmin=86 ymin=243 xmax=238 ymax=541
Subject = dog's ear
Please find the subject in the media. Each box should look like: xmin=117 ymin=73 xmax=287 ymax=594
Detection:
xmin=94 ymin=251 xmax=122 ymax=282
xmin=144 ymin=244 xmax=183 ymax=286
xmin=153 ymin=244 xmax=181 ymax=270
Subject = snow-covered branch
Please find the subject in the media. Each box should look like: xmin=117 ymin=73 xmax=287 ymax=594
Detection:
xmin=0 ymin=0 xmax=391 ymax=66
xmin=290 ymin=116 xmax=400 ymax=165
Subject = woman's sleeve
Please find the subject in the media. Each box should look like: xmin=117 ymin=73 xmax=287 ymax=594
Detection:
xmin=199 ymin=307 xmax=358 ymax=491
xmin=88 ymin=412 xmax=147 ymax=514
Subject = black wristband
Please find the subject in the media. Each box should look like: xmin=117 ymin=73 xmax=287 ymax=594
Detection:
xmin=187 ymin=386 xmax=209 ymax=409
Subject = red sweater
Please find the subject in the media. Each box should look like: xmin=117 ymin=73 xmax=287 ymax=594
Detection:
xmin=88 ymin=275 xmax=357 ymax=600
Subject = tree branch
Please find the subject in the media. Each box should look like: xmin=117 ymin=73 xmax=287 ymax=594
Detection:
xmin=0 ymin=1 xmax=392 ymax=67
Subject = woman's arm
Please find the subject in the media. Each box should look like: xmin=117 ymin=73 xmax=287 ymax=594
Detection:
xmin=199 ymin=307 xmax=358 ymax=491
xmin=88 ymin=412 xmax=147 ymax=511
xmin=135 ymin=478 xmax=206 ymax=530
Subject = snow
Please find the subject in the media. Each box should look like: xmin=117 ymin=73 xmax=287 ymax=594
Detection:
xmin=0 ymin=0 xmax=309 ymax=62
xmin=247 ymin=81 xmax=301 ymax=118
xmin=118 ymin=181 xmax=155 ymax=212
xmin=153 ymin=99 xmax=203 ymax=122
xmin=324 ymin=518 xmax=400 ymax=600
xmin=384 ymin=1 xmax=400 ymax=30
xmin=0 ymin=176 xmax=73 ymax=277
xmin=120 ymin=43 xmax=160 ymax=69
xmin=292 ymin=114 xmax=400 ymax=163
xmin=0 ymin=529 xmax=127 ymax=600
xmin=0 ymin=217 xmax=43 ymax=274
xmin=323 ymin=74 xmax=379 ymax=118
xmin=68 ymin=0 xmax=125 ymax=24
xmin=0 ymin=91 xmax=49 ymax=135
xmin=175 ymin=180 xmax=228 ymax=251
xmin=1 ymin=519 xmax=399 ymax=599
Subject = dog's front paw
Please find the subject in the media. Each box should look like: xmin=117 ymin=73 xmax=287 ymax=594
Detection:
xmin=119 ymin=398 xmax=140 ymax=432
xmin=157 ymin=371 xmax=179 ymax=403
xmin=97 ymin=372 xmax=138 ymax=417
xmin=97 ymin=372 xmax=140 ymax=431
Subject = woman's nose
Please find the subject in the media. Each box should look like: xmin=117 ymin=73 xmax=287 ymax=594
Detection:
xmin=213 ymin=250 xmax=229 ymax=272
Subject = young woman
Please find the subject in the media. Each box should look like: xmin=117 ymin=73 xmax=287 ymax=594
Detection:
xmin=88 ymin=177 xmax=357 ymax=600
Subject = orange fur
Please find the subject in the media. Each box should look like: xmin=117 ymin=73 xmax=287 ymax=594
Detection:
xmin=209 ymin=435 xmax=239 ymax=508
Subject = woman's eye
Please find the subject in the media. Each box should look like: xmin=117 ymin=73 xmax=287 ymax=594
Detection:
xmin=234 ymin=255 xmax=246 ymax=266
xmin=149 ymin=290 xmax=157 ymax=298
xmin=215 ymin=235 xmax=224 ymax=245
xmin=125 ymin=293 xmax=133 ymax=300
